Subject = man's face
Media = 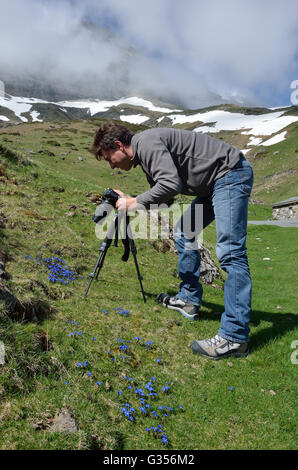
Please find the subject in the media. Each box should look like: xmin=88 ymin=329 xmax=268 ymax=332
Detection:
xmin=102 ymin=141 xmax=133 ymax=171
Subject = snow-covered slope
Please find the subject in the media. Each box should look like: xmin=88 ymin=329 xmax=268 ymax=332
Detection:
xmin=55 ymin=97 xmax=181 ymax=115
xmin=0 ymin=94 xmax=180 ymax=123
xmin=0 ymin=93 xmax=297 ymax=150
xmin=0 ymin=95 xmax=48 ymax=122
xmin=168 ymin=110 xmax=298 ymax=136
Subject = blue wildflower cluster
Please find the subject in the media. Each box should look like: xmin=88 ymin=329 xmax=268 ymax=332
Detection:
xmin=146 ymin=425 xmax=169 ymax=445
xmin=121 ymin=403 xmax=136 ymax=422
xmin=67 ymin=320 xmax=183 ymax=447
xmin=118 ymin=373 xmax=183 ymax=445
xmin=76 ymin=360 xmax=88 ymax=368
xmin=102 ymin=307 xmax=130 ymax=317
xmin=68 ymin=320 xmax=85 ymax=337
xmin=99 ymin=336 xmax=157 ymax=364
xmin=23 ymin=251 xmax=81 ymax=285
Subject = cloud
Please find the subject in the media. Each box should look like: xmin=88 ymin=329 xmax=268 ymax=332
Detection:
xmin=0 ymin=0 xmax=297 ymax=107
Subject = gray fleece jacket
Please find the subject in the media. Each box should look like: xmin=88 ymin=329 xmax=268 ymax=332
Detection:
xmin=131 ymin=128 xmax=243 ymax=208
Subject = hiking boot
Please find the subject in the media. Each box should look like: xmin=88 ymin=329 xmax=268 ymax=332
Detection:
xmin=156 ymin=293 xmax=199 ymax=320
xmin=190 ymin=334 xmax=249 ymax=360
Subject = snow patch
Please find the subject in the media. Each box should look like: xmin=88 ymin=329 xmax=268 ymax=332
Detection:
xmin=56 ymin=97 xmax=181 ymax=115
xmin=120 ymin=114 xmax=149 ymax=124
xmin=247 ymin=136 xmax=263 ymax=146
xmin=30 ymin=111 xmax=43 ymax=122
xmin=261 ymin=131 xmax=287 ymax=146
xmin=0 ymin=94 xmax=33 ymax=122
xmin=168 ymin=110 xmax=298 ymax=137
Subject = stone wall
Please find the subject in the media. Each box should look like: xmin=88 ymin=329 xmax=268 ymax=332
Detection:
xmin=272 ymin=204 xmax=298 ymax=220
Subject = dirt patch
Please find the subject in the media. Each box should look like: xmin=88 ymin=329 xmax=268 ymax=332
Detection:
xmin=33 ymin=408 xmax=77 ymax=433
xmin=48 ymin=408 xmax=77 ymax=433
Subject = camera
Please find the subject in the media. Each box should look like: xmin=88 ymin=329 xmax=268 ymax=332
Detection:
xmin=92 ymin=188 xmax=120 ymax=224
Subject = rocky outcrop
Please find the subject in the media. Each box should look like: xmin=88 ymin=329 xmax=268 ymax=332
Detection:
xmin=149 ymin=210 xmax=220 ymax=284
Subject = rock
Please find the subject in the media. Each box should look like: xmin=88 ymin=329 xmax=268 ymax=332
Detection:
xmin=0 ymin=281 xmax=19 ymax=315
xmin=198 ymin=243 xmax=220 ymax=284
xmin=149 ymin=210 xmax=220 ymax=284
xmin=48 ymin=408 xmax=77 ymax=433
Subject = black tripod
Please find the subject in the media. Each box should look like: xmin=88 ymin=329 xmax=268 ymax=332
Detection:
xmin=84 ymin=211 xmax=146 ymax=303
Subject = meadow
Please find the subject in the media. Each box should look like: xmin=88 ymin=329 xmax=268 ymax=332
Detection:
xmin=0 ymin=119 xmax=297 ymax=450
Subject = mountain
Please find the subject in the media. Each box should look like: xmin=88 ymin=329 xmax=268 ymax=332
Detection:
xmin=0 ymin=93 xmax=297 ymax=155
xmin=0 ymin=92 xmax=297 ymax=205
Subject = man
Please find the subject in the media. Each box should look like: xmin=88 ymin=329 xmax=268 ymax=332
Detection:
xmin=91 ymin=121 xmax=254 ymax=360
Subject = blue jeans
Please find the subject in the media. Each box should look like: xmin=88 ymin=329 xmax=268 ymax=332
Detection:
xmin=174 ymin=158 xmax=254 ymax=343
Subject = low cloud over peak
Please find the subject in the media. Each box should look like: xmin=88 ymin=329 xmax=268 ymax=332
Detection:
xmin=0 ymin=0 xmax=297 ymax=107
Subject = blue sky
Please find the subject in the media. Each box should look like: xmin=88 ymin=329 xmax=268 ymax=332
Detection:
xmin=0 ymin=0 xmax=297 ymax=108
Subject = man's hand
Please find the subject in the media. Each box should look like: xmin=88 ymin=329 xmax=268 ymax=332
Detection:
xmin=113 ymin=189 xmax=125 ymax=198
xmin=116 ymin=196 xmax=138 ymax=212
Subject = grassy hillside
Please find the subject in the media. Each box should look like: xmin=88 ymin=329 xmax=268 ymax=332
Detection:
xmin=246 ymin=122 xmax=298 ymax=204
xmin=0 ymin=119 xmax=297 ymax=450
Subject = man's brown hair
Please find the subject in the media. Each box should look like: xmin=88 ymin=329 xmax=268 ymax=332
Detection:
xmin=91 ymin=121 xmax=134 ymax=161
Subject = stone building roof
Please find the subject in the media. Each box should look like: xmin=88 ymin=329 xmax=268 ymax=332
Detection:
xmin=272 ymin=197 xmax=298 ymax=208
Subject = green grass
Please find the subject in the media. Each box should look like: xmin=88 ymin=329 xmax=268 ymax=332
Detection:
xmin=0 ymin=120 xmax=297 ymax=450
xmin=247 ymin=122 xmax=298 ymax=204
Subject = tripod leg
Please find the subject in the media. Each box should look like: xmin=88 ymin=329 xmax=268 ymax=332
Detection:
xmin=84 ymin=214 xmax=117 ymax=297
xmin=84 ymin=250 xmax=105 ymax=296
xmin=126 ymin=219 xmax=146 ymax=303
xmin=95 ymin=242 xmax=109 ymax=280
